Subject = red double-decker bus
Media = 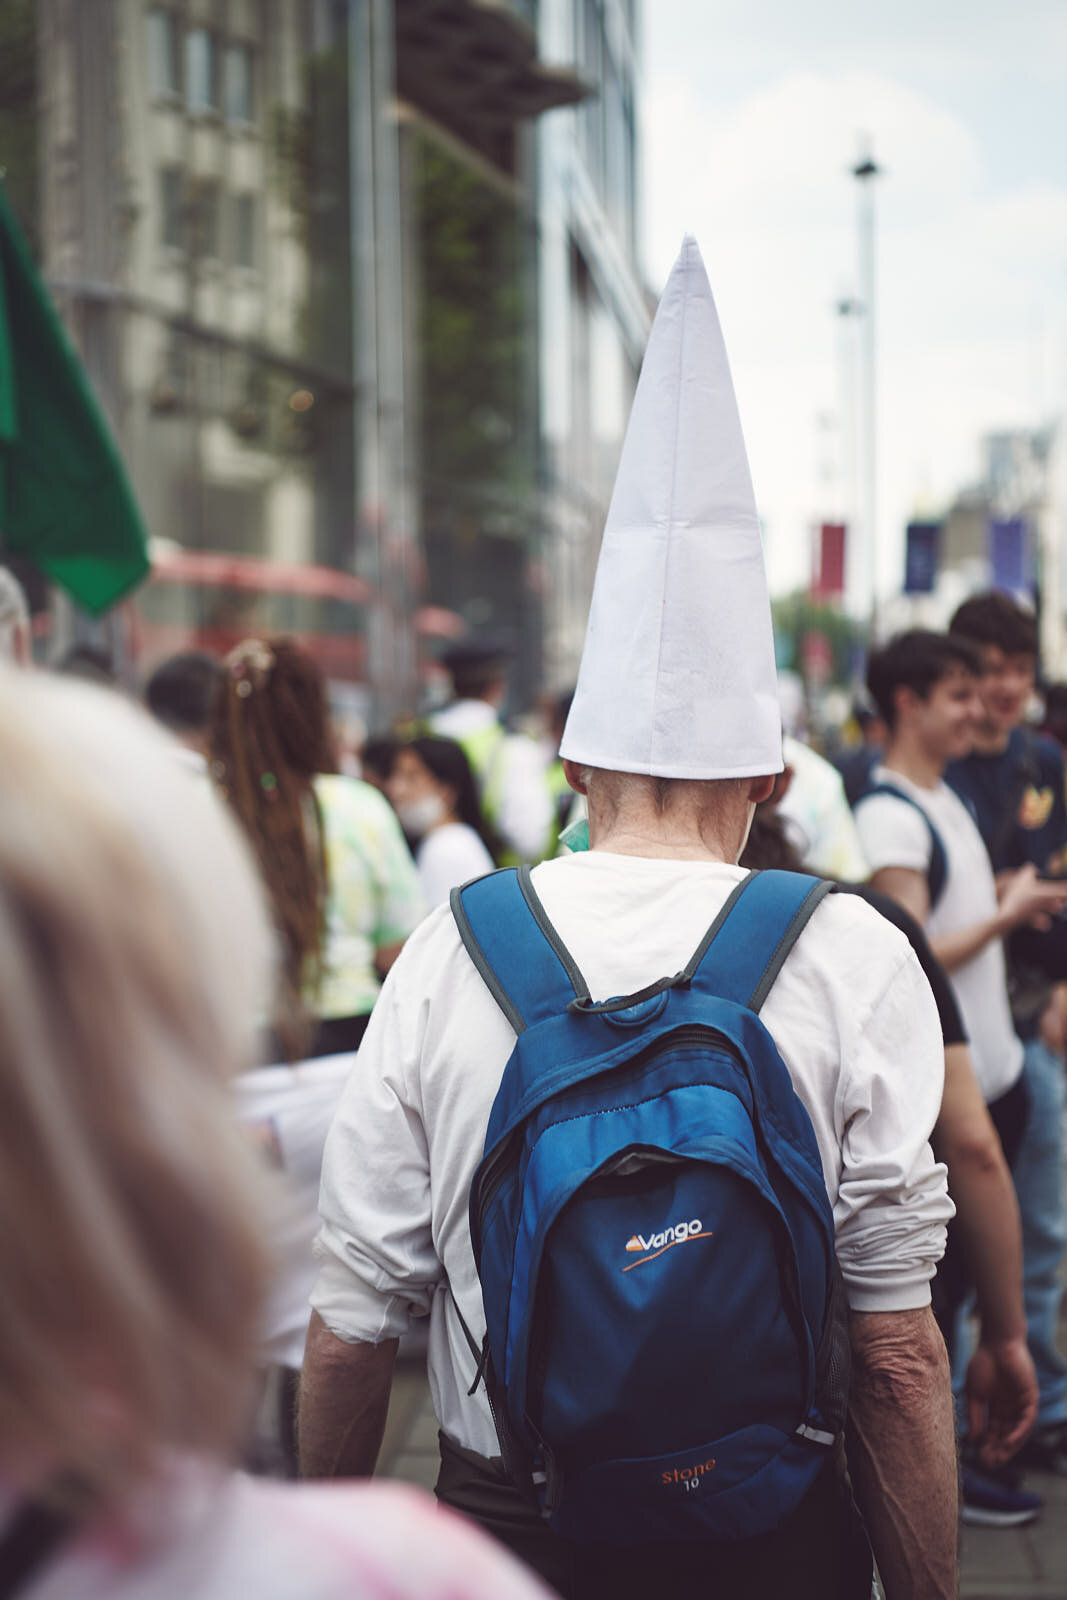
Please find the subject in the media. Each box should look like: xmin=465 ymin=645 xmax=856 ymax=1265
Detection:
xmin=130 ymin=543 xmax=373 ymax=685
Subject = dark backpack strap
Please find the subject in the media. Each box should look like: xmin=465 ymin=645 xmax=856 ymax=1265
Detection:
xmin=451 ymin=866 xmax=591 ymax=1031
xmin=685 ymin=869 xmax=834 ymax=1012
xmin=863 ymin=782 xmax=947 ymax=908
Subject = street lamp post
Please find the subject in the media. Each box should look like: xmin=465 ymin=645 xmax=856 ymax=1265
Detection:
xmin=852 ymin=150 xmax=882 ymax=639
xmin=348 ymin=0 xmax=417 ymax=725
xmin=835 ymin=294 xmax=861 ymax=613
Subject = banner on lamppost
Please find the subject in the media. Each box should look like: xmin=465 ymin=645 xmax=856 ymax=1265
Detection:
xmin=904 ymin=521 xmax=941 ymax=594
xmin=811 ymin=522 xmax=846 ymax=598
xmin=989 ymin=517 xmax=1031 ymax=593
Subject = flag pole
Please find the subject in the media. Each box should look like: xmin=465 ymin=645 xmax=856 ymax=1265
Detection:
xmin=852 ymin=146 xmax=881 ymax=642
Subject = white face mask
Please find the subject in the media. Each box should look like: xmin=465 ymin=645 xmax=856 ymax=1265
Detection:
xmin=395 ymin=792 xmax=447 ymax=839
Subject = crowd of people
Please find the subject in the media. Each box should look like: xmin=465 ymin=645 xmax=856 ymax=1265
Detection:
xmin=771 ymin=595 xmax=1067 ymax=1529
xmin=0 ymin=236 xmax=1064 ymax=1600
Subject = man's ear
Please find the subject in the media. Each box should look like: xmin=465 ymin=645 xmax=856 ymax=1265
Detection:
xmin=748 ymin=774 xmax=777 ymax=805
xmin=894 ymin=684 xmax=918 ymax=725
xmin=562 ymin=758 xmax=588 ymax=796
xmin=770 ymin=765 xmax=794 ymax=806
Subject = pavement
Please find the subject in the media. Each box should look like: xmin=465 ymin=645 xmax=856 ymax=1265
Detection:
xmin=957 ymin=1298 xmax=1067 ymax=1600
xmin=960 ymin=1468 xmax=1067 ymax=1600
xmin=377 ymin=1314 xmax=1067 ymax=1600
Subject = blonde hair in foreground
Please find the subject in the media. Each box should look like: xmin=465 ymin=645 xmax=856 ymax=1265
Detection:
xmin=0 ymin=670 xmax=273 ymax=1511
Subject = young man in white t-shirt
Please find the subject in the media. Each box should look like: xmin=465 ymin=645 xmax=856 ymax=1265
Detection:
xmin=855 ymin=632 xmax=1067 ymax=1110
xmin=854 ymin=629 xmax=1067 ymax=1520
xmin=855 ymin=631 xmax=1067 ymax=1114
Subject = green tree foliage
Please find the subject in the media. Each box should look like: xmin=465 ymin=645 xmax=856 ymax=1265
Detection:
xmin=268 ymin=41 xmax=352 ymax=369
xmin=411 ymin=129 xmax=532 ymax=528
xmin=772 ymin=590 xmax=868 ymax=685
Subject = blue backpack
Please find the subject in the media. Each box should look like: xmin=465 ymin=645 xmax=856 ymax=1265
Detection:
xmin=450 ymin=865 xmax=850 ymax=1545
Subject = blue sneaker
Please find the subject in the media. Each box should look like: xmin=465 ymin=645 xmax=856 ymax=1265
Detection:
xmin=960 ymin=1465 xmax=1043 ymax=1527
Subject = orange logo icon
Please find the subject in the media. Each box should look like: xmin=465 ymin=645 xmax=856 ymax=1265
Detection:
xmin=1019 ymin=786 xmax=1054 ymax=830
xmin=622 ymin=1219 xmax=713 ymax=1271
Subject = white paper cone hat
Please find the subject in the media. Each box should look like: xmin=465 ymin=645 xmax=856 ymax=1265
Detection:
xmin=559 ymin=236 xmax=783 ymax=779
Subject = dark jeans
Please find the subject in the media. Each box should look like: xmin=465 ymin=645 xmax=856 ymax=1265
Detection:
xmin=931 ymin=1071 xmax=1030 ymax=1367
xmin=435 ymin=1432 xmax=873 ymax=1600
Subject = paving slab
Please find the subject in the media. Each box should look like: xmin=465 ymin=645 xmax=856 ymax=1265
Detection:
xmin=959 ymin=1463 xmax=1067 ymax=1599
xmin=959 ymin=1297 xmax=1067 ymax=1600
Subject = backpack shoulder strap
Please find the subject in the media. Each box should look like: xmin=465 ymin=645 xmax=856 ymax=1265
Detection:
xmin=684 ymin=869 xmax=834 ymax=1013
xmin=863 ymin=782 xmax=947 ymax=908
xmin=451 ymin=866 xmax=590 ymax=1032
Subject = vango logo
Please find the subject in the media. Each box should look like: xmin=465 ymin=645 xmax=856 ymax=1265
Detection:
xmin=622 ymin=1219 xmax=712 ymax=1271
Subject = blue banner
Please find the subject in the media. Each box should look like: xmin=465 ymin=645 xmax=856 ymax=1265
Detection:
xmin=904 ymin=522 xmax=941 ymax=594
xmin=990 ymin=517 xmax=1031 ymax=593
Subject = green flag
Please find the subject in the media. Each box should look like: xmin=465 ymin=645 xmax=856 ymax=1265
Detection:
xmin=0 ymin=183 xmax=149 ymax=614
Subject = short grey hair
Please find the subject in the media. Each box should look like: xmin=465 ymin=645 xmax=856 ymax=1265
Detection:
xmin=585 ymin=766 xmax=750 ymax=821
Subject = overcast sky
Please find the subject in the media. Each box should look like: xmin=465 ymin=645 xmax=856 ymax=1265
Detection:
xmin=639 ymin=0 xmax=1067 ymax=603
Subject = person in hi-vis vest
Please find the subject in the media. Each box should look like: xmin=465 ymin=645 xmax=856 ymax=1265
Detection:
xmin=430 ymin=638 xmax=552 ymax=865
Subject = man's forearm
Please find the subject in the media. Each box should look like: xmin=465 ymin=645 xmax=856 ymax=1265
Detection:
xmin=937 ymin=1132 xmax=1025 ymax=1345
xmin=930 ymin=914 xmax=1005 ymax=974
xmin=298 ymin=1310 xmax=398 ymax=1479
xmin=846 ymin=1307 xmax=957 ymax=1600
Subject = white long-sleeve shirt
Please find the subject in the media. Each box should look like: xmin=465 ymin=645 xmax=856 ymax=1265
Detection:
xmin=313 ymin=852 xmax=952 ymax=1457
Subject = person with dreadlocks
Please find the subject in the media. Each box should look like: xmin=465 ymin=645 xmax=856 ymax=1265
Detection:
xmin=210 ymin=636 xmax=425 ymax=1472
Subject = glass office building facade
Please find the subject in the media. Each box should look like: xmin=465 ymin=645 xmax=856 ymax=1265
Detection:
xmin=5 ymin=0 xmax=644 ymax=716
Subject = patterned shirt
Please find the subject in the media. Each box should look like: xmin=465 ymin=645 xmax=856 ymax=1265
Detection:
xmin=313 ymin=775 xmax=426 ymax=1018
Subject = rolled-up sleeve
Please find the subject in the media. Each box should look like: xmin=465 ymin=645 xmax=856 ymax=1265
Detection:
xmin=854 ymin=792 xmax=931 ymax=879
xmin=312 ymin=976 xmax=441 ymax=1343
xmin=833 ymin=944 xmax=955 ymax=1311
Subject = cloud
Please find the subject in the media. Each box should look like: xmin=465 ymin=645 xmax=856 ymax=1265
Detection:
xmin=644 ymin=1 xmax=1067 ymax=95
xmin=641 ymin=65 xmax=1067 ymax=600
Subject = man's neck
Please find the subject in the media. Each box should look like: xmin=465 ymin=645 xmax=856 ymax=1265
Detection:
xmin=584 ymin=776 xmax=753 ymax=863
xmin=590 ymin=827 xmax=735 ymax=862
xmin=969 ymin=721 xmax=1012 ymax=756
xmin=881 ymin=733 xmax=944 ymax=790
xmin=590 ymin=809 xmax=746 ymax=863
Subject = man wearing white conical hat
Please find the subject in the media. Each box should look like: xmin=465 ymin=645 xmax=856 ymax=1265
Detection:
xmin=300 ymin=240 xmax=956 ymax=1597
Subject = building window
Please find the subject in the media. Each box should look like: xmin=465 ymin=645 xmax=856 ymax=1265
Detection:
xmin=602 ymin=50 xmax=627 ymax=235
xmin=147 ymin=9 xmax=181 ymax=97
xmin=231 ymin=193 xmax=257 ymax=268
xmin=159 ymin=166 xmax=184 ymax=247
xmin=579 ymin=0 xmax=604 ymax=187
xmin=185 ymin=27 xmax=219 ymax=112
xmin=224 ymin=43 xmax=255 ymax=123
xmin=191 ymin=180 xmax=222 ymax=258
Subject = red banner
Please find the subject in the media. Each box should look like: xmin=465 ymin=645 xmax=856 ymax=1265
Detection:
xmin=811 ymin=523 xmax=846 ymax=598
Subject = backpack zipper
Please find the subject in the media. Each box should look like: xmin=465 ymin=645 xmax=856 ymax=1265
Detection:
xmin=473 ymin=1024 xmax=745 ymax=1237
